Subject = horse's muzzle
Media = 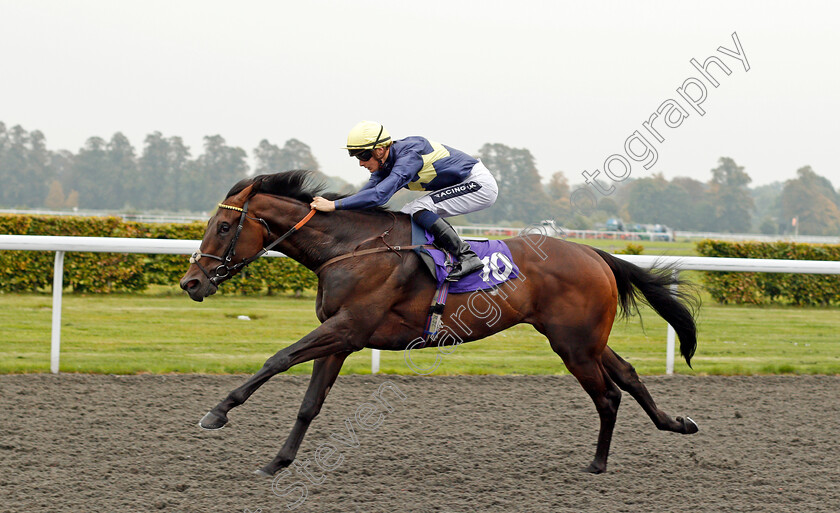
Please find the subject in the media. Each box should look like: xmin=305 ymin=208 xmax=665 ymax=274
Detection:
xmin=180 ymin=274 xmax=218 ymax=302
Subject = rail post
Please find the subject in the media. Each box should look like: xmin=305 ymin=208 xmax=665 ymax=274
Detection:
xmin=50 ymin=251 xmax=65 ymax=374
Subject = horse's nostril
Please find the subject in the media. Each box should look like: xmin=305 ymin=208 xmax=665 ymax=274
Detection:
xmin=182 ymin=279 xmax=200 ymax=291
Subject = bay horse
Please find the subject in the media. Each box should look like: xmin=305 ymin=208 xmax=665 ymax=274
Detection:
xmin=179 ymin=170 xmax=700 ymax=476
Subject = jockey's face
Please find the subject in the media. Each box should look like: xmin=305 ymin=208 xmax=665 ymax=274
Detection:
xmin=357 ymin=146 xmax=388 ymax=173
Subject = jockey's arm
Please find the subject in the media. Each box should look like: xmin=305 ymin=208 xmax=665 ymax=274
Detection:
xmin=311 ymin=172 xmax=386 ymax=212
xmin=357 ymin=172 xmax=383 ymax=192
xmin=333 ymin=170 xmax=410 ymax=210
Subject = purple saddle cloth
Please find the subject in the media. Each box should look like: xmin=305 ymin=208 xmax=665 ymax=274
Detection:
xmin=411 ymin=221 xmax=520 ymax=294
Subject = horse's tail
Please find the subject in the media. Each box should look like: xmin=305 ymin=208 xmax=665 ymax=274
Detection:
xmin=591 ymin=248 xmax=699 ymax=367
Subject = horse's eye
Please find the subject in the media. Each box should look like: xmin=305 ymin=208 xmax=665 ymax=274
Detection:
xmin=219 ymin=222 xmax=231 ymax=234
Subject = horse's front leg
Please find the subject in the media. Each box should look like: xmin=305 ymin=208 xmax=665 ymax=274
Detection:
xmin=199 ymin=315 xmax=355 ymax=430
xmin=255 ymin=351 xmax=350 ymax=476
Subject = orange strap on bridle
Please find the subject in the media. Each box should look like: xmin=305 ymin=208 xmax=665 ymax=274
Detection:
xmin=293 ymin=209 xmax=316 ymax=230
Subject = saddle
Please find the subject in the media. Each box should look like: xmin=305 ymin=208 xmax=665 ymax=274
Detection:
xmin=410 ymin=220 xmax=519 ymax=294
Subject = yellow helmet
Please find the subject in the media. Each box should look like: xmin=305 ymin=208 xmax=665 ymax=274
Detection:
xmin=343 ymin=121 xmax=392 ymax=156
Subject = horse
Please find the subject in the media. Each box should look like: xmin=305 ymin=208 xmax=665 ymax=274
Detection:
xmin=179 ymin=170 xmax=700 ymax=476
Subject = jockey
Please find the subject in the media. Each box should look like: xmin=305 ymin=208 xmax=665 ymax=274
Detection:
xmin=311 ymin=120 xmax=498 ymax=282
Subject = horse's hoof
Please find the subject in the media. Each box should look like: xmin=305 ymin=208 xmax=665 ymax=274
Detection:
xmin=254 ymin=468 xmax=273 ymax=478
xmin=584 ymin=463 xmax=606 ymax=474
xmin=198 ymin=410 xmax=228 ymax=430
xmin=678 ymin=416 xmax=699 ymax=434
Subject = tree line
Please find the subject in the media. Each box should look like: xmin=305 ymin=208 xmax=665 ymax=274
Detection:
xmin=0 ymin=122 xmax=339 ymax=213
xmin=571 ymin=158 xmax=840 ymax=236
xmin=455 ymin=146 xmax=839 ymax=236
xmin=1 ymin=121 xmax=838 ymax=235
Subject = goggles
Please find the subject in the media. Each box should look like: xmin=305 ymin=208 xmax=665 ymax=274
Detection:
xmin=352 ymin=149 xmax=374 ymax=161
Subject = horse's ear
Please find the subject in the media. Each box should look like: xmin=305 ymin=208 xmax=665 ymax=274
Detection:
xmin=231 ymin=180 xmax=262 ymax=203
xmin=248 ymin=178 xmax=264 ymax=198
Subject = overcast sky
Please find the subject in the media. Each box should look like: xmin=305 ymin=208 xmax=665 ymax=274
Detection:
xmin=2 ymin=0 xmax=838 ymax=188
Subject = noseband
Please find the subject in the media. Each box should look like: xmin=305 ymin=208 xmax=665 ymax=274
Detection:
xmin=189 ymin=200 xmax=316 ymax=286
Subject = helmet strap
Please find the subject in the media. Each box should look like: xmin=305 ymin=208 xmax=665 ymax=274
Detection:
xmin=370 ymin=125 xmax=384 ymax=149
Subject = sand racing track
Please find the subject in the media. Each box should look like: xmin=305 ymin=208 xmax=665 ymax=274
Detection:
xmin=2 ymin=374 xmax=839 ymax=512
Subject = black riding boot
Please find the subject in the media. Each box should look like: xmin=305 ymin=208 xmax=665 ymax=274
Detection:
xmin=428 ymin=218 xmax=484 ymax=281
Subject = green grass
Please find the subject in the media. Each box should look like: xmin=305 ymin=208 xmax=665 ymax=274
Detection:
xmin=562 ymin=237 xmax=699 ymax=256
xmin=1 ymin=286 xmax=838 ymax=376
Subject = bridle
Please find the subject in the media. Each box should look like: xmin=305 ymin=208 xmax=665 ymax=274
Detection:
xmin=189 ymin=200 xmax=315 ymax=286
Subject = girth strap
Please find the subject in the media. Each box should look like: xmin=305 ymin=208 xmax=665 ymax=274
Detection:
xmin=422 ymin=252 xmax=454 ymax=345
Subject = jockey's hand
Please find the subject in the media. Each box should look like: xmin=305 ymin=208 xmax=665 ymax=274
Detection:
xmin=310 ymin=196 xmax=336 ymax=212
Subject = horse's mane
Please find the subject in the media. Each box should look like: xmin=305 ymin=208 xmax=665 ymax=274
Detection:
xmin=225 ymin=169 xmax=389 ymax=213
xmin=226 ymin=170 xmax=338 ymax=203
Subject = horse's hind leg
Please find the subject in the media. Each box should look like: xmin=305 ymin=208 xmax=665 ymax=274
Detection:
xmin=547 ymin=328 xmax=622 ymax=474
xmin=602 ymin=347 xmax=698 ymax=434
